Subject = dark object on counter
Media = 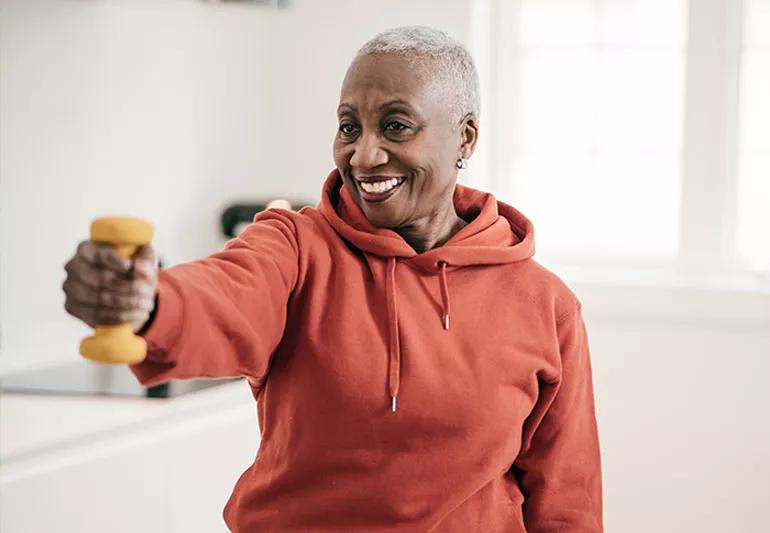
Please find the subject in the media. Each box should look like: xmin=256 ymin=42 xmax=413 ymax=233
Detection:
xmin=220 ymin=200 xmax=313 ymax=238
xmin=221 ymin=204 xmax=267 ymax=238
xmin=0 ymin=360 xmax=242 ymax=399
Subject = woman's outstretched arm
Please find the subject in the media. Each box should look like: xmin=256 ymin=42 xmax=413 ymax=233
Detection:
xmin=128 ymin=208 xmax=299 ymax=391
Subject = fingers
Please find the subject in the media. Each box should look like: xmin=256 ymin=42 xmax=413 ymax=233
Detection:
xmin=62 ymin=276 xmax=155 ymax=310
xmin=65 ymin=257 xmax=135 ymax=293
xmin=76 ymin=240 xmax=132 ymax=273
xmin=131 ymin=245 xmax=158 ymax=282
xmin=63 ymin=241 xmax=159 ymax=330
xmin=66 ymin=242 xmax=158 ymax=291
xmin=64 ymin=298 xmax=151 ymax=328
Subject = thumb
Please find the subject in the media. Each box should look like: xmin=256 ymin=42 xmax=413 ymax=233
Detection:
xmin=131 ymin=245 xmax=158 ymax=281
xmin=132 ymin=244 xmax=157 ymax=264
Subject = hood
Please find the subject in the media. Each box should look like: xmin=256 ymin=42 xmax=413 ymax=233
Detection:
xmin=317 ymin=168 xmax=536 ymax=413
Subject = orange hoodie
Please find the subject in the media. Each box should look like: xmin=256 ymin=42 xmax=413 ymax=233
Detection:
xmin=129 ymin=168 xmax=603 ymax=532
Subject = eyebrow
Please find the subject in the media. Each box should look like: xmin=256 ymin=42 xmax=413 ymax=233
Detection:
xmin=337 ymin=99 xmax=418 ymax=115
xmin=379 ymin=99 xmax=416 ymax=112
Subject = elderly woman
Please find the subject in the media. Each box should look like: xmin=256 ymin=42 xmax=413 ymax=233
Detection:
xmin=63 ymin=25 xmax=603 ymax=532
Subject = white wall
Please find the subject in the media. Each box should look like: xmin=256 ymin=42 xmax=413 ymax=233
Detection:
xmin=0 ymin=0 xmax=472 ymax=374
xmin=1 ymin=0 xmax=284 ymax=373
xmin=1 ymin=1 xmax=768 ymax=532
xmin=578 ymin=283 xmax=769 ymax=533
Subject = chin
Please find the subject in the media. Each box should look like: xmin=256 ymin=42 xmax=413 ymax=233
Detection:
xmin=362 ymin=210 xmax=396 ymax=228
xmin=357 ymin=203 xmax=400 ymax=229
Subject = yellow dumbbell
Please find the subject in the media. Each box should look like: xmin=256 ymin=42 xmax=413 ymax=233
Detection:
xmin=79 ymin=216 xmax=154 ymax=365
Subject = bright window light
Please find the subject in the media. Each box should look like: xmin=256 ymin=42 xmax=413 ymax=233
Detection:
xmin=736 ymin=0 xmax=770 ymax=273
xmin=497 ymin=0 xmax=688 ymax=262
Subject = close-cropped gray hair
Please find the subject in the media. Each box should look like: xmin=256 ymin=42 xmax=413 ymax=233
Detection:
xmin=354 ymin=25 xmax=481 ymax=123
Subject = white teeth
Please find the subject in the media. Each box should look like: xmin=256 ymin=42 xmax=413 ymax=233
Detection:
xmin=360 ymin=177 xmax=403 ymax=194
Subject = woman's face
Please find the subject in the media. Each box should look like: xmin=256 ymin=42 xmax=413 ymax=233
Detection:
xmin=333 ymin=54 xmax=471 ymax=229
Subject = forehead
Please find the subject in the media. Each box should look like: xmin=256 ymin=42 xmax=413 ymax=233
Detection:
xmin=339 ymin=54 xmax=438 ymax=113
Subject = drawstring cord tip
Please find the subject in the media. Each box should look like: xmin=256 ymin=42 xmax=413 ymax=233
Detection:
xmin=391 ymin=395 xmax=397 ymax=412
xmin=443 ymin=314 xmax=450 ymax=330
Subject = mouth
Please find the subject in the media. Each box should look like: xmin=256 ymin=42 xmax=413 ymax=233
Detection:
xmin=354 ymin=176 xmax=407 ymax=203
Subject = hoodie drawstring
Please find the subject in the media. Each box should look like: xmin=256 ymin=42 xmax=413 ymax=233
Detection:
xmin=386 ymin=257 xmax=401 ymax=413
xmin=439 ymin=261 xmax=451 ymax=331
xmin=385 ymin=258 xmax=452 ymax=414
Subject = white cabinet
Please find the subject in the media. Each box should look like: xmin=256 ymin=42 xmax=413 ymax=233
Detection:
xmin=0 ymin=381 xmax=259 ymax=533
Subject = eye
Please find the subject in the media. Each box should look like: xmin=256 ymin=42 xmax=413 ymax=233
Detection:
xmin=385 ymin=120 xmax=409 ymax=132
xmin=338 ymin=122 xmax=359 ymax=136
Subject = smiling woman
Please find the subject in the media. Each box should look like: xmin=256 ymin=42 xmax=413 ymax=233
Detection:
xmin=63 ymin=24 xmax=603 ymax=533
xmin=333 ymin=32 xmax=480 ymax=253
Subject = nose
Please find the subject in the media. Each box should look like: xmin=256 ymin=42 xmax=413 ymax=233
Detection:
xmin=349 ymin=132 xmax=388 ymax=170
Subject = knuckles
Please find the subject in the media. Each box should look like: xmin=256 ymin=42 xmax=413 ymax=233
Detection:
xmin=62 ymin=242 xmax=158 ymax=328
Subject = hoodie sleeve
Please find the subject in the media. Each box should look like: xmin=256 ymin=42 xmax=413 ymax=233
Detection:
xmin=511 ymin=303 xmax=604 ymax=532
xmin=127 ymin=209 xmax=299 ymax=391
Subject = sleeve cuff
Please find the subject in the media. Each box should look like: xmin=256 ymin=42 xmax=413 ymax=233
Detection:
xmin=138 ymin=272 xmax=184 ymax=358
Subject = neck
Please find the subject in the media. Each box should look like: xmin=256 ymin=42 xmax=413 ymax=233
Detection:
xmin=396 ymin=201 xmax=468 ymax=254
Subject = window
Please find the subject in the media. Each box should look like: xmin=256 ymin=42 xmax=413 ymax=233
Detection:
xmin=471 ymin=0 xmax=769 ymax=283
xmin=737 ymin=0 xmax=770 ymax=273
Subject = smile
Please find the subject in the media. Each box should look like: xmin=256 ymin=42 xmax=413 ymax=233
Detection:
xmin=355 ymin=176 xmax=406 ymax=202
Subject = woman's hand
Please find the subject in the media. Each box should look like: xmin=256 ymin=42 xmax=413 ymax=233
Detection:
xmin=62 ymin=241 xmax=158 ymax=333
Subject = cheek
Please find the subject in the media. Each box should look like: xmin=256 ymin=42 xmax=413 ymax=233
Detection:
xmin=394 ymin=142 xmax=428 ymax=170
xmin=405 ymin=135 xmax=449 ymax=171
xmin=332 ymin=141 xmax=349 ymax=166
xmin=426 ymin=136 xmax=459 ymax=175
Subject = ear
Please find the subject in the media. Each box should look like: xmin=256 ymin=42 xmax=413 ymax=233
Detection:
xmin=458 ymin=113 xmax=479 ymax=159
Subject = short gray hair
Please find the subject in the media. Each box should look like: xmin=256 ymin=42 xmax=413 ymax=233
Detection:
xmin=354 ymin=25 xmax=481 ymax=123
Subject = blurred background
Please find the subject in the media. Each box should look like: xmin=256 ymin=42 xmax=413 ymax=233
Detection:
xmin=0 ymin=0 xmax=768 ymax=532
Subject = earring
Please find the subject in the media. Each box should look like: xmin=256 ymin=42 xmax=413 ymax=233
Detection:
xmin=456 ymin=158 xmax=468 ymax=169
